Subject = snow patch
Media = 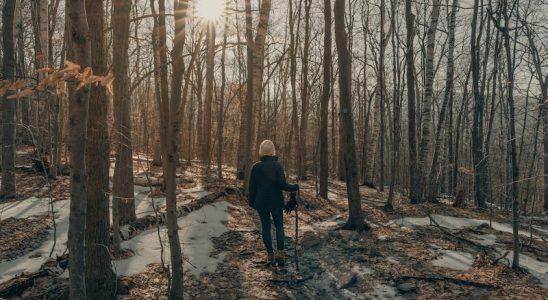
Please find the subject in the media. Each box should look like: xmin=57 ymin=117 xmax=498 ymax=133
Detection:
xmin=0 ymin=186 xmax=223 ymax=283
xmin=300 ymin=219 xmax=345 ymax=232
xmin=372 ymin=283 xmax=403 ymax=299
xmin=113 ymin=201 xmax=232 ymax=277
xmin=0 ymin=198 xmax=70 ymax=283
xmin=432 ymin=250 xmax=474 ymax=271
xmin=0 ymin=197 xmax=59 ymax=220
xmin=506 ymin=251 xmax=548 ymax=289
xmin=471 ymin=234 xmax=497 ymax=246
xmin=389 ymin=214 xmax=542 ymax=240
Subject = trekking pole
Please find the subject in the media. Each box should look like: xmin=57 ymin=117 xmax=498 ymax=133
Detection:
xmin=295 ymin=187 xmax=300 ymax=272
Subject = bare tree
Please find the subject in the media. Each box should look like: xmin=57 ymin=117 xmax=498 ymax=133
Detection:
xmin=319 ymin=0 xmax=332 ymax=199
xmin=298 ymin=0 xmax=312 ymax=178
xmin=471 ymin=0 xmax=489 ymax=208
xmin=112 ymin=0 xmax=136 ymax=229
xmin=334 ymin=0 xmax=368 ymax=231
xmin=65 ymin=0 xmax=92 ymax=296
xmin=204 ymin=22 xmax=215 ymax=180
xmin=417 ymin=0 xmax=441 ymax=202
xmin=238 ymin=0 xmax=272 ymax=191
xmin=427 ymin=0 xmax=458 ymax=201
xmin=1 ymin=0 xmax=17 ymax=200
xmin=405 ymin=0 xmax=419 ymax=204
xmin=490 ymin=0 xmax=520 ymax=269
xmin=85 ymin=0 xmax=115 ymax=297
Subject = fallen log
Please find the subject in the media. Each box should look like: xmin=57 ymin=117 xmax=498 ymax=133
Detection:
xmin=118 ymin=187 xmax=236 ymax=240
xmin=426 ymin=213 xmax=501 ymax=258
xmin=0 ymin=269 xmax=52 ymax=298
xmin=397 ymin=275 xmax=496 ymax=289
xmin=268 ymin=274 xmax=314 ymax=285
xmin=0 ymin=255 xmax=68 ymax=298
xmin=491 ymin=251 xmax=510 ymax=265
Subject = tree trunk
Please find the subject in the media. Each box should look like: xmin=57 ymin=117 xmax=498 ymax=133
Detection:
xmin=204 ymin=23 xmax=215 ymax=180
xmin=160 ymin=0 xmax=188 ymax=297
xmin=240 ymin=0 xmax=272 ymax=192
xmin=405 ymin=0 xmax=419 ymax=204
xmin=334 ymin=0 xmax=368 ymax=231
xmin=471 ymin=0 xmax=488 ymax=208
xmin=84 ymin=0 xmax=115 ymax=297
xmin=66 ymin=0 xmax=91 ymax=296
xmin=1 ymin=0 xmax=17 ymax=200
xmin=417 ymin=0 xmax=441 ymax=202
xmin=319 ymin=0 xmax=332 ymax=199
xmin=386 ymin=0 xmax=399 ymax=210
xmin=112 ymin=0 xmax=135 ymax=226
xmin=427 ymin=0 xmax=458 ymax=201
xmin=298 ymin=0 xmax=312 ymax=179
xmin=217 ymin=10 xmax=228 ymax=180
xmin=499 ymin=2 xmax=520 ymax=269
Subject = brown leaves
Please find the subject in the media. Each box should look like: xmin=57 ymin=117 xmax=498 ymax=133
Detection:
xmin=0 ymin=80 xmax=31 ymax=99
xmin=3 ymin=60 xmax=116 ymax=99
xmin=458 ymin=167 xmax=474 ymax=175
xmin=7 ymin=88 xmax=34 ymax=100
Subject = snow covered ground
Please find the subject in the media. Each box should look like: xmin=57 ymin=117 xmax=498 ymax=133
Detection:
xmin=389 ymin=214 xmax=548 ymax=290
xmin=389 ymin=214 xmax=543 ymax=241
xmin=432 ymin=250 xmax=474 ymax=271
xmin=0 ymin=187 xmax=228 ymax=284
xmin=0 ymin=197 xmax=70 ymax=283
xmin=113 ymin=201 xmax=232 ymax=277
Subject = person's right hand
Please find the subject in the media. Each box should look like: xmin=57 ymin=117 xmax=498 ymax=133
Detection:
xmin=295 ymin=184 xmax=300 ymax=190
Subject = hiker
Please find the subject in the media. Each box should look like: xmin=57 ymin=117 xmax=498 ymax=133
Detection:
xmin=248 ymin=140 xmax=299 ymax=266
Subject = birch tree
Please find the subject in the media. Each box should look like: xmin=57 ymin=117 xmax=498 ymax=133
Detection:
xmin=416 ymin=0 xmax=441 ymax=202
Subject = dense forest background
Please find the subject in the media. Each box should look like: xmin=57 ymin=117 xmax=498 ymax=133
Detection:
xmin=1 ymin=0 xmax=548 ymax=298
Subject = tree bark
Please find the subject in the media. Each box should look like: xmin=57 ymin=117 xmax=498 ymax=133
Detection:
xmin=1 ymin=0 xmax=17 ymax=200
xmin=427 ymin=0 xmax=458 ymax=201
xmin=66 ymin=0 xmax=92 ymax=296
xmin=298 ymin=0 xmax=312 ymax=179
xmin=112 ymin=0 xmax=135 ymax=226
xmin=161 ymin=0 xmax=188 ymax=297
xmin=319 ymin=0 xmax=332 ymax=199
xmin=417 ymin=0 xmax=441 ymax=202
xmin=471 ymin=0 xmax=488 ymax=208
xmin=85 ymin=0 xmax=115 ymax=297
xmin=334 ymin=0 xmax=368 ymax=231
xmin=405 ymin=0 xmax=419 ymax=204
xmin=204 ymin=22 xmax=215 ymax=180
xmin=240 ymin=0 xmax=272 ymax=192
xmin=217 ymin=9 xmax=228 ymax=180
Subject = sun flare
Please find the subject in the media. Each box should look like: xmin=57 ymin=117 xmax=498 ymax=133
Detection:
xmin=196 ymin=0 xmax=225 ymax=22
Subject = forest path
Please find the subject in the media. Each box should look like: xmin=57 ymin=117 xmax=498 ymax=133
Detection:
xmin=1 ymin=153 xmax=548 ymax=298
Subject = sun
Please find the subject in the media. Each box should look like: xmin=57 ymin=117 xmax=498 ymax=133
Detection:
xmin=196 ymin=0 xmax=225 ymax=22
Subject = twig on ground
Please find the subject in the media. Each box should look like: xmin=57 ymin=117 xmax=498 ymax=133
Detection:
xmin=397 ymin=275 xmax=497 ymax=289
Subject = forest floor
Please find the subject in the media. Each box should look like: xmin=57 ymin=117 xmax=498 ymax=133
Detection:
xmin=1 ymin=148 xmax=548 ymax=299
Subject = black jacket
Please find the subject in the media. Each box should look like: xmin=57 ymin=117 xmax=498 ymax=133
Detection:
xmin=248 ymin=156 xmax=298 ymax=211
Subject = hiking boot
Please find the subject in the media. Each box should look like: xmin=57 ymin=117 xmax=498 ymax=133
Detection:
xmin=275 ymin=250 xmax=285 ymax=266
xmin=266 ymin=252 xmax=275 ymax=265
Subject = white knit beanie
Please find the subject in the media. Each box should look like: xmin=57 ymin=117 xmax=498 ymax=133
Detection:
xmin=259 ymin=140 xmax=276 ymax=157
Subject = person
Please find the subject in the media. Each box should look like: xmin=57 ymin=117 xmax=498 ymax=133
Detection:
xmin=248 ymin=140 xmax=299 ymax=266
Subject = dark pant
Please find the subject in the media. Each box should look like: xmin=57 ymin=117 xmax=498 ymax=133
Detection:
xmin=257 ymin=207 xmax=284 ymax=253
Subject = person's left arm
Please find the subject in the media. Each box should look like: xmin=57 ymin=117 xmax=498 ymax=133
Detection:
xmin=248 ymin=164 xmax=257 ymax=207
xmin=276 ymin=162 xmax=299 ymax=192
